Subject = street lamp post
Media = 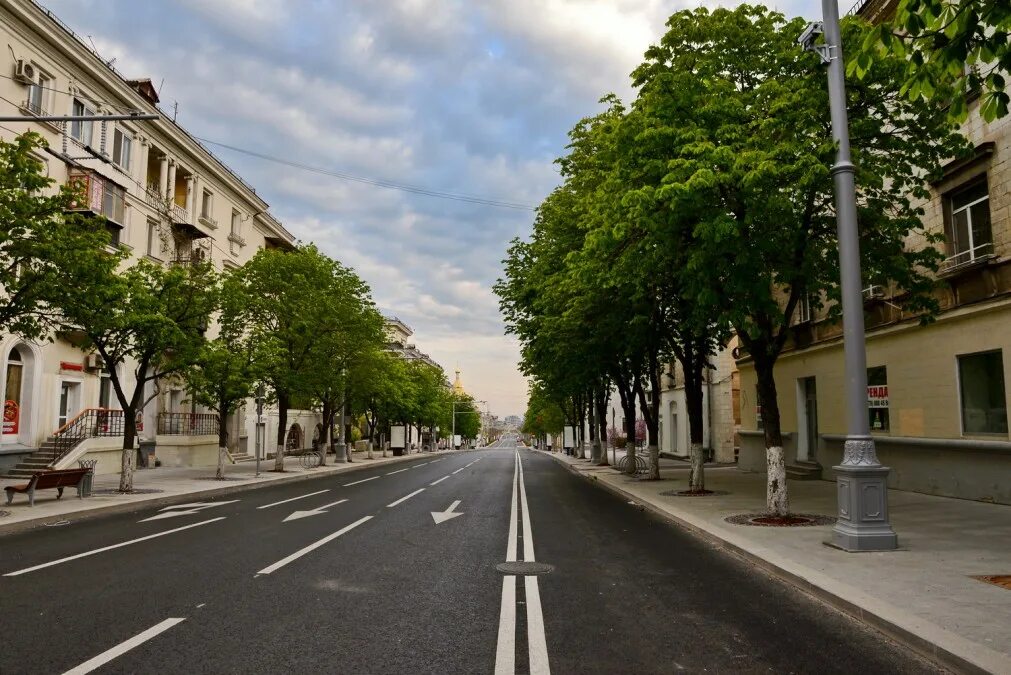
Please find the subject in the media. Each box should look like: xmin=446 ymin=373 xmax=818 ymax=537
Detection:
xmin=803 ymin=1 xmax=897 ymax=551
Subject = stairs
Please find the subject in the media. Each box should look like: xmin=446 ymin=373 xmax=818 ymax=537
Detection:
xmin=3 ymin=438 xmax=58 ymax=479
xmin=786 ymin=461 xmax=822 ymax=481
xmin=229 ymin=452 xmax=255 ymax=463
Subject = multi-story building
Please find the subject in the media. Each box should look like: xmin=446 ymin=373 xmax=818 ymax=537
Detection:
xmin=0 ymin=0 xmax=296 ymax=475
xmin=736 ymin=0 xmax=1011 ymax=503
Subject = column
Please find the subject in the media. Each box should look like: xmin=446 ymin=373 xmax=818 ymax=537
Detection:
xmin=184 ymin=175 xmax=194 ymax=217
xmin=166 ymin=160 xmax=176 ymax=205
xmin=158 ymin=155 xmax=168 ymax=198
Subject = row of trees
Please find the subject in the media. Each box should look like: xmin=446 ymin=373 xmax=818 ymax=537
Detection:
xmin=498 ymin=5 xmax=976 ymax=514
xmin=1 ymin=132 xmax=477 ymax=491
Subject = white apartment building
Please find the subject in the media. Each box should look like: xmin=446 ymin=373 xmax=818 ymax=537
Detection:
xmin=0 ymin=0 xmax=297 ymax=475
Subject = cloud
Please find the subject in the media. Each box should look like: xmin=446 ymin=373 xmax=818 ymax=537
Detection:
xmin=39 ymin=0 xmax=816 ymax=416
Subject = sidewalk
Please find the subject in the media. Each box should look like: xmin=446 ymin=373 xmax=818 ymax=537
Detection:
xmin=548 ymin=450 xmax=1011 ymax=675
xmin=0 ymin=449 xmax=451 ymax=534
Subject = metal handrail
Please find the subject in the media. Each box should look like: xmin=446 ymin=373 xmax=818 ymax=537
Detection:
xmin=157 ymin=412 xmax=219 ymax=436
xmin=51 ymin=408 xmax=126 ymax=465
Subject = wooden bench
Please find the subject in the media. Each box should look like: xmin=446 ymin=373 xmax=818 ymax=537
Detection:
xmin=4 ymin=468 xmax=90 ymax=507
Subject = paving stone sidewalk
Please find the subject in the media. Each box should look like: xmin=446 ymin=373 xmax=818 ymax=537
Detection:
xmin=549 ymin=449 xmax=1011 ymax=675
xmin=0 ymin=449 xmax=452 ymax=534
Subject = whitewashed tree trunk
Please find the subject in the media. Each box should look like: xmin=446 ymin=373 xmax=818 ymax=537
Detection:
xmin=216 ymin=445 xmax=227 ymax=480
xmin=367 ymin=440 xmax=374 ymax=460
xmin=119 ymin=448 xmax=134 ymax=492
xmin=689 ymin=441 xmax=705 ymax=492
xmin=767 ymin=446 xmax=788 ymax=516
xmin=274 ymin=444 xmax=285 ymax=472
xmin=647 ymin=444 xmax=660 ymax=480
xmin=382 ymin=441 xmax=388 ymax=458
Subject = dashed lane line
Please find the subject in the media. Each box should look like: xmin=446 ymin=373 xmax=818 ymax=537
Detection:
xmin=344 ymin=476 xmax=379 ymax=487
xmin=386 ymin=468 xmax=410 ymax=475
xmin=62 ymin=618 xmax=186 ymax=675
xmin=430 ymin=476 xmax=450 ymax=486
xmin=386 ymin=488 xmax=425 ymax=508
xmin=257 ymin=516 xmax=373 ymax=575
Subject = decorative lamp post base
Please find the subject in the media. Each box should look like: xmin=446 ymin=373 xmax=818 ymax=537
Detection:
xmin=830 ymin=461 xmax=898 ymax=551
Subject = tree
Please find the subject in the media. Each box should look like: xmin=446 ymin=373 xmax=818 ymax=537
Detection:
xmin=0 ymin=133 xmax=112 ymax=340
xmin=184 ymin=272 xmax=264 ymax=479
xmin=632 ymin=5 xmax=968 ymax=513
xmin=55 ymin=259 xmax=217 ymax=491
xmin=854 ymin=0 xmax=1011 ymax=120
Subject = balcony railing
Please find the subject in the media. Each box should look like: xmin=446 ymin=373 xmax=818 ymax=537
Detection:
xmin=157 ymin=412 xmax=219 ymax=436
xmin=939 ymin=242 xmax=995 ymax=276
xmin=171 ymin=202 xmax=190 ymax=224
xmin=50 ymin=408 xmax=127 ymax=464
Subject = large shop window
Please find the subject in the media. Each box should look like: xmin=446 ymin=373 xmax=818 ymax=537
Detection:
xmin=958 ymin=350 xmax=1008 ymax=435
xmin=867 ymin=366 xmax=889 ymax=432
xmin=944 ymin=179 xmax=993 ymax=270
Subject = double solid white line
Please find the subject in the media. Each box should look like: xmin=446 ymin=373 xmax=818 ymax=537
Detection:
xmin=495 ymin=450 xmax=550 ymax=675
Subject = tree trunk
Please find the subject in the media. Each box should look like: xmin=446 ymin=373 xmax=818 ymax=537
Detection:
xmin=637 ymin=373 xmax=661 ymax=481
xmin=595 ymin=385 xmax=609 ymax=466
xmin=275 ymin=390 xmax=289 ymax=472
xmin=615 ymin=378 xmax=637 ymax=475
xmin=684 ymin=356 xmax=707 ymax=493
xmin=119 ymin=409 xmax=137 ymax=492
xmin=589 ymin=390 xmax=600 ymax=463
xmin=216 ymin=407 xmax=228 ymax=480
xmin=756 ymin=355 xmax=788 ymax=516
xmin=344 ymin=401 xmax=353 ymax=462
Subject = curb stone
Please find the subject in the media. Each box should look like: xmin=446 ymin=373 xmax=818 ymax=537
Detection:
xmin=543 ymin=451 xmax=995 ymax=675
xmin=0 ymin=451 xmax=459 ymax=537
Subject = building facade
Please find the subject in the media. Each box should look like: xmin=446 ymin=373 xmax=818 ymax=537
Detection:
xmin=0 ymin=0 xmax=297 ymax=474
xmin=737 ymin=0 xmax=1011 ymax=503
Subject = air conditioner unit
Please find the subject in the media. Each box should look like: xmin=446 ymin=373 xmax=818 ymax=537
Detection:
xmin=85 ymin=353 xmax=104 ymax=371
xmin=193 ymin=247 xmax=207 ymax=262
xmin=14 ymin=60 xmax=37 ymax=85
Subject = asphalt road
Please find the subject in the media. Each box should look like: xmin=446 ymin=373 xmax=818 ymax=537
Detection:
xmin=0 ymin=436 xmax=941 ymax=674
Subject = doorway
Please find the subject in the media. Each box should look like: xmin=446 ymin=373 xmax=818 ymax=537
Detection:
xmin=669 ymin=401 xmax=679 ymax=456
xmin=58 ymin=380 xmax=81 ymax=429
xmin=797 ymin=377 xmax=818 ymax=462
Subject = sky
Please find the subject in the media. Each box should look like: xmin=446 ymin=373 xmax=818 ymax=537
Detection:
xmin=41 ymin=0 xmax=812 ymax=417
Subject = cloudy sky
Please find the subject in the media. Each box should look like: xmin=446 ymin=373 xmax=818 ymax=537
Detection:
xmin=42 ymin=0 xmax=812 ymax=417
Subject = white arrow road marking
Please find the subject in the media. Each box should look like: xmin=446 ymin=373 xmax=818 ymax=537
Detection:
xmin=386 ymin=488 xmax=425 ymax=508
xmin=283 ymin=498 xmax=348 ymax=522
xmin=257 ymin=490 xmax=329 ymax=509
xmin=257 ymin=516 xmax=372 ymax=575
xmin=62 ymin=618 xmax=186 ymax=675
xmin=139 ymin=500 xmax=239 ymax=522
xmin=344 ymin=476 xmax=379 ymax=487
xmin=431 ymin=500 xmax=463 ymax=524
xmin=4 ymin=518 xmax=226 ymax=576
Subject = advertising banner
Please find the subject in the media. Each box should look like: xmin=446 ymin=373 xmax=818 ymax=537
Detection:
xmin=390 ymin=425 xmax=406 ymax=449
xmin=563 ymin=426 xmax=575 ymax=448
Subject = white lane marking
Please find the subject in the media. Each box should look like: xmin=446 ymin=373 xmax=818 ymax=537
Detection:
xmin=343 ymin=476 xmax=379 ymax=487
xmin=4 ymin=518 xmax=226 ymax=577
xmin=525 ymin=576 xmax=550 ymax=674
xmin=431 ymin=500 xmax=463 ymax=524
xmin=494 ymin=576 xmax=516 ymax=675
xmin=139 ymin=500 xmax=239 ymax=522
xmin=257 ymin=490 xmax=329 ymax=509
xmin=518 ymin=452 xmax=535 ymax=562
xmin=430 ymin=476 xmax=450 ymax=486
xmin=506 ymin=451 xmax=519 ymax=562
xmin=386 ymin=468 xmax=410 ymax=475
xmin=61 ymin=618 xmax=185 ymax=675
xmin=257 ymin=516 xmax=372 ymax=575
xmin=282 ymin=498 xmax=349 ymax=522
xmin=413 ymin=462 xmax=429 ymax=468
xmin=386 ymin=488 xmax=425 ymax=508
xmin=430 ymin=459 xmax=442 ymax=463
xmin=452 ymin=467 xmax=465 ymax=475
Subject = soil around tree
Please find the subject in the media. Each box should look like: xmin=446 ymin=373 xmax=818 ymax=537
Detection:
xmin=725 ymin=513 xmax=836 ymax=527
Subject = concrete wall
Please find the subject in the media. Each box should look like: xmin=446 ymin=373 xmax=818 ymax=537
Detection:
xmin=154 ymin=435 xmax=219 ymax=469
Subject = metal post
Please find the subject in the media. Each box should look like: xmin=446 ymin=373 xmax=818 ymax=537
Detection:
xmin=254 ymin=387 xmax=264 ymax=478
xmin=819 ymin=0 xmax=897 ymax=551
xmin=451 ymin=402 xmax=456 ymax=451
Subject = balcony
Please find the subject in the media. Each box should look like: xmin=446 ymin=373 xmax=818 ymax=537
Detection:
xmin=66 ymin=170 xmax=125 ymax=246
xmin=939 ymin=242 xmax=996 ymax=278
xmin=18 ymin=98 xmax=61 ymax=133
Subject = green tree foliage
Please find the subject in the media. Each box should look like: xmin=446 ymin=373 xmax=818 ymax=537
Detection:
xmin=854 ymin=0 xmax=1011 ymax=120
xmin=55 ymin=259 xmax=218 ymax=491
xmin=0 ymin=133 xmax=113 ymax=340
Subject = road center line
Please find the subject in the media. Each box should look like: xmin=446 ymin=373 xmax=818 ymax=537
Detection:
xmin=494 ymin=576 xmax=517 ymax=675
xmin=4 ymin=518 xmax=226 ymax=577
xmin=258 ymin=490 xmax=330 ymax=509
xmin=257 ymin=516 xmax=372 ymax=575
xmin=430 ymin=476 xmax=450 ymax=486
xmin=386 ymin=488 xmax=425 ymax=508
xmin=343 ymin=476 xmax=379 ymax=487
xmin=61 ymin=618 xmax=186 ymax=675
xmin=386 ymin=468 xmax=410 ymax=475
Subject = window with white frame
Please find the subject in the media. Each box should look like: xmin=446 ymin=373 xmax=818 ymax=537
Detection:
xmin=27 ymin=71 xmax=52 ymax=115
xmin=146 ymin=218 xmax=163 ymax=259
xmin=958 ymin=350 xmax=1008 ymax=435
xmin=112 ymin=128 xmax=132 ymax=170
xmin=945 ymin=179 xmax=992 ymax=267
xmin=793 ymin=293 xmax=812 ymax=325
xmin=230 ymin=209 xmax=241 ymax=237
xmin=70 ymin=98 xmax=96 ymax=145
xmin=200 ymin=190 xmax=213 ymax=219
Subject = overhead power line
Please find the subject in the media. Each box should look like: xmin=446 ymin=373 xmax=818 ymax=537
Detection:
xmin=193 ymin=136 xmax=537 ymax=212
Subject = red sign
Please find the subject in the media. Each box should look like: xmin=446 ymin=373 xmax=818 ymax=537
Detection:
xmin=60 ymin=361 xmax=84 ymax=372
xmin=3 ymin=400 xmax=19 ymax=434
xmin=867 ymin=385 xmax=889 ymax=409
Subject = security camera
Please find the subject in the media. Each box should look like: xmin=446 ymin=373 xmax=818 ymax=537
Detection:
xmin=798 ymin=21 xmax=824 ymax=51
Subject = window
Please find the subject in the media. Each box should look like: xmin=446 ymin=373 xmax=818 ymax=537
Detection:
xmin=945 ymin=180 xmax=992 ymax=267
xmin=27 ymin=72 xmax=51 ymax=115
xmin=146 ymin=219 xmax=163 ymax=258
xmin=230 ymin=209 xmax=241 ymax=237
xmin=867 ymin=366 xmax=889 ymax=432
xmin=793 ymin=294 xmax=812 ymax=325
xmin=102 ymin=182 xmax=126 ymax=225
xmin=99 ymin=366 xmax=112 ymax=409
xmin=200 ymin=190 xmax=213 ymax=219
xmin=112 ymin=128 xmax=132 ymax=170
xmin=755 ymin=385 xmax=763 ymax=431
xmin=958 ymin=350 xmax=1008 ymax=435
xmin=70 ymin=98 xmax=96 ymax=145
xmin=4 ymin=348 xmax=24 ymax=435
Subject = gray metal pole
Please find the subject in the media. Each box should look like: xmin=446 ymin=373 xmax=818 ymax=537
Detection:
xmin=821 ymin=0 xmax=897 ymax=551
xmin=451 ymin=402 xmax=456 ymax=451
